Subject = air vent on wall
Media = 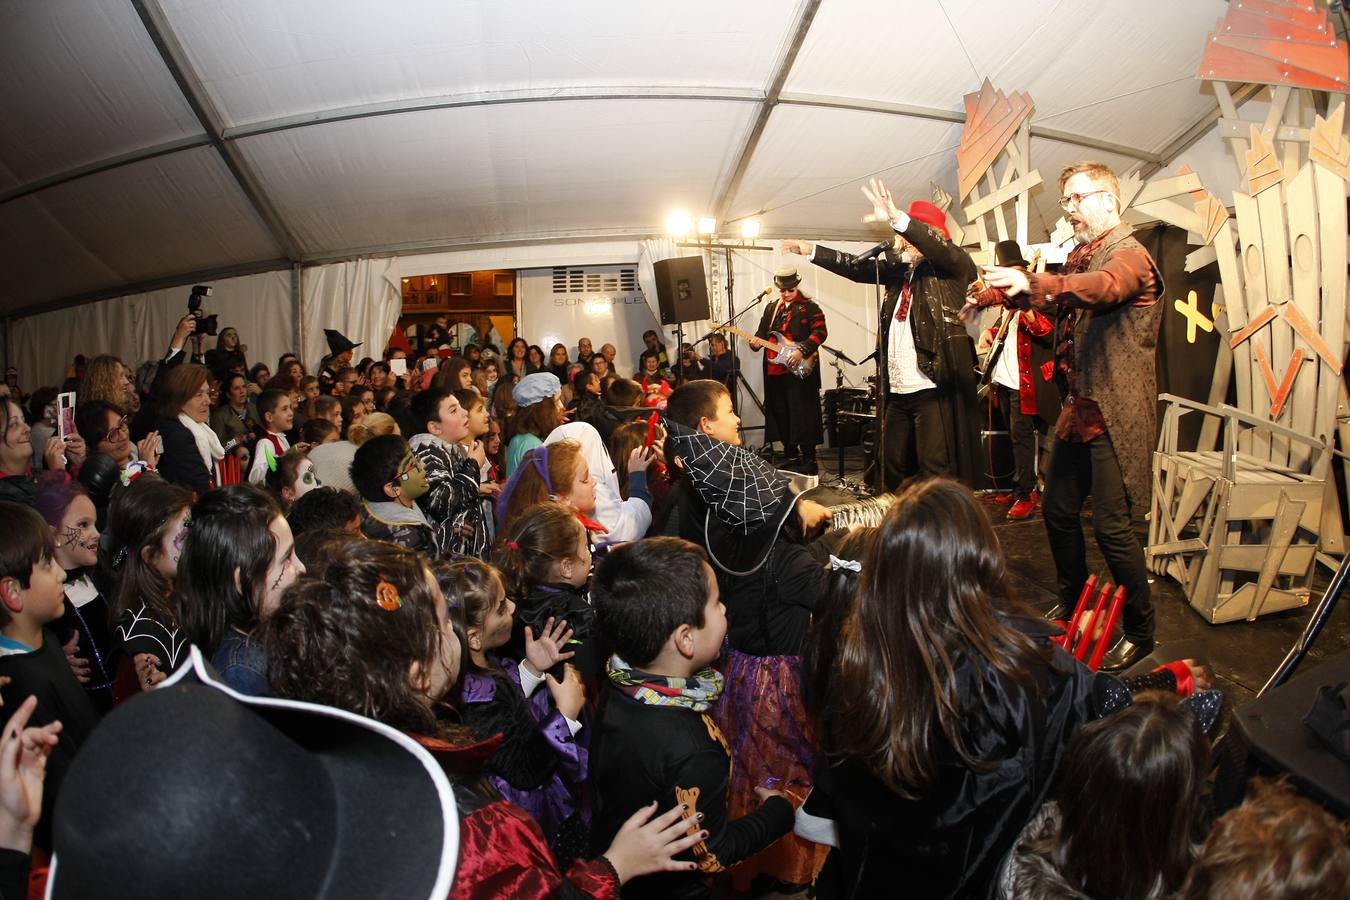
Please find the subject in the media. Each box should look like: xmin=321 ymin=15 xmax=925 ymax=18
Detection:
xmin=551 ymin=267 xmax=638 ymax=294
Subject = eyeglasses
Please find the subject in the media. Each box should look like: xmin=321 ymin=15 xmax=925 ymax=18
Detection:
xmin=102 ymin=417 xmax=129 ymax=443
xmin=1058 ymin=190 xmax=1112 ymax=210
xmin=388 ymin=458 xmax=423 ymax=486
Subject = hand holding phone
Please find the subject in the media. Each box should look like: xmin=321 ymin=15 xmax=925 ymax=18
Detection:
xmin=56 ymin=392 xmax=76 ymax=441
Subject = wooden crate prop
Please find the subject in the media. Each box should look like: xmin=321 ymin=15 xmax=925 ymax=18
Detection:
xmin=1148 ymin=394 xmax=1327 ymax=623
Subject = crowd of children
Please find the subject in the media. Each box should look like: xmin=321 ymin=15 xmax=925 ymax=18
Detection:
xmin=0 ymin=319 xmax=1342 ymax=899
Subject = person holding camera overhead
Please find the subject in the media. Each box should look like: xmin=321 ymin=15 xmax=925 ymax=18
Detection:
xmin=129 ymin=306 xmax=210 ymax=443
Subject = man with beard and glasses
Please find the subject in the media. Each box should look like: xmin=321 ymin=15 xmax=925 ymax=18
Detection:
xmin=983 ymin=161 xmax=1162 ymax=672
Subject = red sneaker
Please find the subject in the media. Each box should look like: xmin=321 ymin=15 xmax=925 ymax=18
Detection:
xmin=984 ymin=492 xmax=1015 ymax=505
xmin=1007 ymin=493 xmax=1039 ymax=519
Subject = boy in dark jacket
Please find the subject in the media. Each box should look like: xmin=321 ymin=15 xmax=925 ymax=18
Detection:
xmin=589 ymin=537 xmax=793 ymax=899
xmin=0 ymin=502 xmax=100 ymax=849
xmin=351 ymin=434 xmax=438 ymax=555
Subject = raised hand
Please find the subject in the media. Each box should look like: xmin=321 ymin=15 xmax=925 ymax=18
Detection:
xmin=627 ymin=445 xmax=657 ymax=475
xmin=42 ymin=437 xmax=66 ymax=473
xmin=600 ymin=801 xmax=709 ymax=884
xmin=171 ymin=314 xmax=196 ymax=350
xmin=780 ymin=239 xmax=814 ymax=257
xmin=468 ymin=439 xmax=487 ymax=467
xmin=62 ymin=434 xmax=86 ymax=468
xmin=0 ymin=695 xmax=62 ymax=852
xmin=522 ymin=617 xmax=575 ymax=678
xmin=546 ymin=664 xmax=585 ymax=721
xmin=861 ymin=177 xmax=902 ymax=225
xmin=137 ymin=431 xmax=162 ymax=469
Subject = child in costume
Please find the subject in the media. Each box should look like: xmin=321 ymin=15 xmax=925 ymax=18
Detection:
xmin=36 ymin=473 xmax=118 ymax=713
xmin=664 ymin=417 xmax=831 ymax=891
xmin=0 ymin=501 xmax=101 ymax=849
xmin=451 ymin=557 xmax=592 ymax=866
xmin=495 ymin=501 xmax=601 ymax=684
xmin=589 ymin=537 xmax=795 ymax=900
xmin=351 ymin=434 xmax=438 ymax=555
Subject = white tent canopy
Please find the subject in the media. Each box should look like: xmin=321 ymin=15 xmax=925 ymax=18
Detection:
xmin=2 ymin=0 xmax=1264 ymax=313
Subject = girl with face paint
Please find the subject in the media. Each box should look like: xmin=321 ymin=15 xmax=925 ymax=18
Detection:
xmin=102 ymin=476 xmax=195 ymax=690
xmin=35 ymin=474 xmax=117 ymax=711
xmin=262 ymin=448 xmax=321 ymax=513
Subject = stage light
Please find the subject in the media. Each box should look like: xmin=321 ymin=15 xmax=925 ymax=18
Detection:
xmin=698 ymin=216 xmax=717 ymax=235
xmin=741 ymin=219 xmax=761 ymax=239
xmin=667 ymin=211 xmax=693 ymax=237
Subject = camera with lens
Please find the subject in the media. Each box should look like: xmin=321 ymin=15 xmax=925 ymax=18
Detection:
xmin=188 ymin=284 xmax=218 ymax=337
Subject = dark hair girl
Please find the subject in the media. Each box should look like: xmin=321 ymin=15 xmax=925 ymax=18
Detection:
xmin=818 ymin=477 xmax=1125 ymax=898
xmin=177 ymin=484 xmax=301 ymax=696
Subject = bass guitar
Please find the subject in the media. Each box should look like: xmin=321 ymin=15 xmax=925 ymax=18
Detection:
xmin=713 ymin=324 xmax=818 ymax=379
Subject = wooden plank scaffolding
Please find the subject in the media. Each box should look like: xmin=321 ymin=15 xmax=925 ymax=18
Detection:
xmin=1145 ymin=0 xmax=1350 ymax=623
xmin=955 ymin=79 xmax=1039 ymax=261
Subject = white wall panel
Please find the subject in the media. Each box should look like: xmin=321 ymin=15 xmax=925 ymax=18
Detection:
xmin=10 ymin=270 xmax=294 ymax=393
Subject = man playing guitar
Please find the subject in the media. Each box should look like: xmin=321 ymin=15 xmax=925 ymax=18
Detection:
xmin=749 ymin=267 xmax=827 ymax=474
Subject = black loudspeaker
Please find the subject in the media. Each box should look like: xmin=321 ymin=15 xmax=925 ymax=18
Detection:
xmin=652 ymin=256 xmax=711 ymax=325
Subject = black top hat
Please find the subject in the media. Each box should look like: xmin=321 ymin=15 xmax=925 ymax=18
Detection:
xmin=49 ymin=648 xmax=458 ymax=900
xmin=324 ymin=328 xmax=362 ymax=356
xmin=773 ymin=267 xmax=802 ymax=290
xmin=994 ymin=240 xmax=1030 ymax=268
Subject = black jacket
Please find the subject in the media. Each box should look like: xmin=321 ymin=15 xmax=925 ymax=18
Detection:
xmin=505 ymin=582 xmax=599 ymax=684
xmin=590 ymin=684 xmax=793 ymax=899
xmin=718 ymin=540 xmax=824 ymax=657
xmin=812 ymin=619 xmax=1128 ymax=900
xmin=811 ymin=220 xmax=984 ymax=486
xmin=0 ymin=629 xmax=101 ymax=849
xmin=812 ymin=218 xmax=975 ymax=392
xmin=155 ymin=416 xmax=212 ymax=495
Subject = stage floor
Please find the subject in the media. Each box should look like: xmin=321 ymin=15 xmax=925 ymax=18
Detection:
xmin=806 ymin=447 xmax=1350 ymax=707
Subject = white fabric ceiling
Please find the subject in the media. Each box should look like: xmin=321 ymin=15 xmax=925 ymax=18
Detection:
xmin=0 ymin=0 xmax=1273 ymax=317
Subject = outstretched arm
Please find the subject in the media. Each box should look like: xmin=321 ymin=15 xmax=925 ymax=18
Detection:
xmin=862 ymin=178 xmax=975 ymax=281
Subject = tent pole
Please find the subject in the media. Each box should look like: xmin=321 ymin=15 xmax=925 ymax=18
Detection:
xmin=293 ymin=263 xmax=305 ymax=364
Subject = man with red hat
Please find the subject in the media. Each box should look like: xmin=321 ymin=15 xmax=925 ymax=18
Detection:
xmin=782 ymin=178 xmax=981 ymax=490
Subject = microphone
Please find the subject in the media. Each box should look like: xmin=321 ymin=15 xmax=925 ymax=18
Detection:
xmin=749 ymin=285 xmax=773 ymax=301
xmin=850 ymin=238 xmax=894 ymax=264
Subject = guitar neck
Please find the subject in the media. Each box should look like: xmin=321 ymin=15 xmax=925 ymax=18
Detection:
xmin=717 ymin=324 xmax=778 ymax=350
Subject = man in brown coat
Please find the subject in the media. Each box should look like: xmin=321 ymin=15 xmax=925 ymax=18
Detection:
xmin=985 ymin=161 xmax=1162 ymax=671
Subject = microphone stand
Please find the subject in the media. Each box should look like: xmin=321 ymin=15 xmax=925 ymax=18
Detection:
xmin=869 ymin=254 xmax=885 ymax=492
xmin=711 ymin=283 xmax=772 ymax=425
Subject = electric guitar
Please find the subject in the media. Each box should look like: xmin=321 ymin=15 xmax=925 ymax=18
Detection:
xmin=713 ymin=324 xmax=818 ymax=379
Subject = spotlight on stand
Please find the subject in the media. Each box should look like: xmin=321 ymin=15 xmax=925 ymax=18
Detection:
xmin=698 ymin=216 xmax=717 ymax=236
xmin=740 ymin=219 xmax=761 ymax=241
xmin=667 ymin=211 xmax=693 ymax=238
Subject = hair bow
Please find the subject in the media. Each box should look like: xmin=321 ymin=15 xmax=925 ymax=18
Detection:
xmin=120 ymin=460 xmax=152 ymax=487
xmin=828 ymin=555 xmax=862 ymax=573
